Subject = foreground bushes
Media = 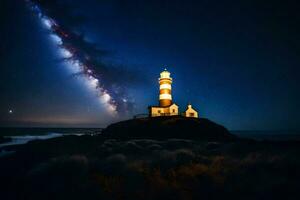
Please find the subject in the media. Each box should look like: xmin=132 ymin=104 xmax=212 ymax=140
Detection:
xmin=0 ymin=137 xmax=300 ymax=200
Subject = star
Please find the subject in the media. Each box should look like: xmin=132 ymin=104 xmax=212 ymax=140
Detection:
xmin=8 ymin=109 xmax=13 ymax=114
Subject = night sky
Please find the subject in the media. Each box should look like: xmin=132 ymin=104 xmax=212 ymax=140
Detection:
xmin=0 ymin=0 xmax=299 ymax=130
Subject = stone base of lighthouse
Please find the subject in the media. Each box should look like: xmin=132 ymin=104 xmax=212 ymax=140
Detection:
xmin=148 ymin=103 xmax=179 ymax=117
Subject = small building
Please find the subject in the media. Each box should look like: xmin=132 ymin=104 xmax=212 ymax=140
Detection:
xmin=148 ymin=69 xmax=198 ymax=118
xmin=149 ymin=103 xmax=179 ymax=117
xmin=184 ymin=104 xmax=198 ymax=118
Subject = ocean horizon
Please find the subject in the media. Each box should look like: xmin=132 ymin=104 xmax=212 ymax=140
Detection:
xmin=1 ymin=128 xmax=300 ymax=143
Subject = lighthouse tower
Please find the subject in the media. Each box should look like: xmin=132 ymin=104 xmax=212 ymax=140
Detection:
xmin=159 ymin=69 xmax=173 ymax=107
xmin=148 ymin=69 xmax=178 ymax=117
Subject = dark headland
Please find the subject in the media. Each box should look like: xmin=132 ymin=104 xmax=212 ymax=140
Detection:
xmin=1 ymin=118 xmax=300 ymax=200
xmin=103 ymin=116 xmax=236 ymax=141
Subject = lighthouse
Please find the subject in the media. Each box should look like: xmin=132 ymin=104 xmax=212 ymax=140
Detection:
xmin=148 ymin=68 xmax=199 ymax=118
xmin=148 ymin=69 xmax=179 ymax=117
xmin=159 ymin=69 xmax=173 ymax=107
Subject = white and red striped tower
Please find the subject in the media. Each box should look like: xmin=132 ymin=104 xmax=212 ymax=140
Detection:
xmin=159 ymin=69 xmax=173 ymax=107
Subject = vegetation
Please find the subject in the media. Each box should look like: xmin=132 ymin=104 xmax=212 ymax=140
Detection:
xmin=0 ymin=135 xmax=300 ymax=200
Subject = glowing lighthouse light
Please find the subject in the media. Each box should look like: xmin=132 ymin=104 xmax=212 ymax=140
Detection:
xmin=159 ymin=69 xmax=173 ymax=107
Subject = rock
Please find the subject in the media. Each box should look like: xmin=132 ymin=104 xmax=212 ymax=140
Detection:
xmin=102 ymin=116 xmax=237 ymax=141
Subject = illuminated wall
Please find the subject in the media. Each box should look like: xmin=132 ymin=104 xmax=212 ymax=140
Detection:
xmin=149 ymin=104 xmax=178 ymax=117
xmin=184 ymin=104 xmax=198 ymax=118
xmin=159 ymin=69 xmax=173 ymax=107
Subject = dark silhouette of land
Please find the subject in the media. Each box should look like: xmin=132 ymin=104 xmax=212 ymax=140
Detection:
xmin=0 ymin=117 xmax=300 ymax=200
xmin=103 ymin=116 xmax=236 ymax=141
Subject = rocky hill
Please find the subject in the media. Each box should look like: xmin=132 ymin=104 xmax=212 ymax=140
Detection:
xmin=103 ymin=116 xmax=236 ymax=141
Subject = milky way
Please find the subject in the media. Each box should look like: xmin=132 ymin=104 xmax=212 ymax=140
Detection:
xmin=25 ymin=0 xmax=135 ymax=116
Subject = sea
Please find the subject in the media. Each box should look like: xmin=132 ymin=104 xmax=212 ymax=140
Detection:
xmin=0 ymin=128 xmax=102 ymax=148
xmin=232 ymin=130 xmax=300 ymax=141
xmin=0 ymin=128 xmax=300 ymax=149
